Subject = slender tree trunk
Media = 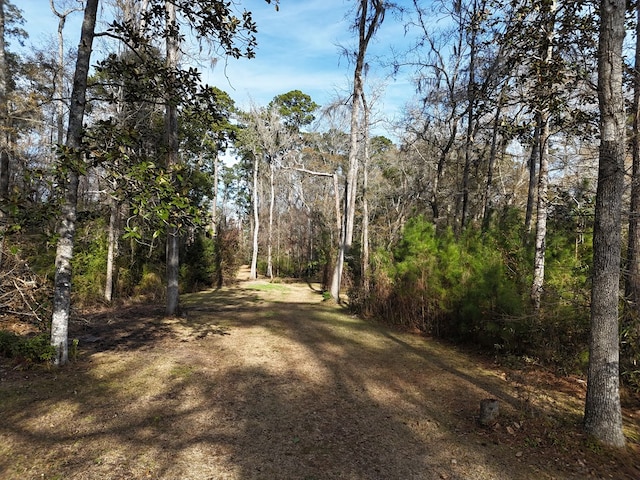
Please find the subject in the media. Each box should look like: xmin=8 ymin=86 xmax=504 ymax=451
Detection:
xmin=481 ymin=96 xmax=503 ymax=232
xmin=250 ymin=154 xmax=259 ymax=280
xmin=104 ymin=195 xmax=118 ymax=302
xmin=523 ymin=117 xmax=541 ymax=239
xmin=164 ymin=0 xmax=180 ymax=316
xmin=626 ymin=2 xmax=640 ymax=316
xmin=51 ymin=0 xmax=99 ymax=365
xmin=211 ymin=152 xmax=219 ymax=236
xmin=333 ymin=172 xmax=341 ymax=233
xmin=266 ymin=158 xmax=275 ymax=279
xmin=361 ymin=92 xmax=370 ymax=296
xmin=531 ymin=112 xmax=550 ymax=311
xmin=0 ymin=0 xmax=9 ymax=206
xmin=51 ymin=1 xmax=67 ymax=145
xmin=0 ymin=0 xmax=8 ymax=267
xmin=431 ymin=117 xmax=458 ymax=228
xmin=330 ymin=0 xmax=384 ymax=301
xmin=530 ymin=1 xmax=556 ymax=311
xmin=461 ymin=0 xmax=478 ymax=231
xmin=584 ymin=0 xmax=626 ymax=448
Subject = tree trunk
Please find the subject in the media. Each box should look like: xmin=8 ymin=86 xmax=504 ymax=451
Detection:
xmin=626 ymin=2 xmax=640 ymax=318
xmin=523 ymin=117 xmax=541 ymax=240
xmin=0 ymin=0 xmax=8 ymax=267
xmin=104 ymin=196 xmax=118 ymax=302
xmin=531 ymin=112 xmax=550 ymax=311
xmin=330 ymin=0 xmax=384 ymax=301
xmin=250 ymin=154 xmax=259 ymax=280
xmin=361 ymin=92 xmax=370 ymax=297
xmin=530 ymin=1 xmax=556 ymax=312
xmin=211 ymin=152 xmax=219 ymax=236
xmin=51 ymin=0 xmax=99 ymax=365
xmin=50 ymin=0 xmax=75 ymax=146
xmin=584 ymin=0 xmax=626 ymax=448
xmin=164 ymin=0 xmax=180 ymax=316
xmin=481 ymin=95 xmax=503 ymax=232
xmin=461 ymin=0 xmax=478 ymax=231
xmin=266 ymin=158 xmax=275 ymax=279
xmin=0 ymin=0 xmax=8 ymax=204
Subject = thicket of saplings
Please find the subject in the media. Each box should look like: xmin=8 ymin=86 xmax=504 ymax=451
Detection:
xmin=2 ymin=202 xmax=639 ymax=393
xmin=348 ymin=210 xmax=640 ymax=393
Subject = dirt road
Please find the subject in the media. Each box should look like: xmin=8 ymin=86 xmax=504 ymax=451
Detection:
xmin=1 ymin=276 xmax=638 ymax=479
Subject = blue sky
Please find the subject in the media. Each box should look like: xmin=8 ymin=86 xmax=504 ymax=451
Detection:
xmin=19 ymin=0 xmax=417 ymax=136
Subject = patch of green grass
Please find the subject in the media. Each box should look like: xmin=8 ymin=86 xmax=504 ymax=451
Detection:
xmin=169 ymin=364 xmax=195 ymax=379
xmin=245 ymin=282 xmax=289 ymax=292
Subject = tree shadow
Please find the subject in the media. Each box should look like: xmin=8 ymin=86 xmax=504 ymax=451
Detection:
xmin=1 ymin=281 xmax=638 ymax=479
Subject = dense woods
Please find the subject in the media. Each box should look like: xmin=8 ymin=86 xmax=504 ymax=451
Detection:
xmin=0 ymin=0 xmax=638 ymax=447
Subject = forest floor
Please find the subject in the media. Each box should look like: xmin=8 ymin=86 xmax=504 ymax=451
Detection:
xmin=1 ymin=268 xmax=640 ymax=480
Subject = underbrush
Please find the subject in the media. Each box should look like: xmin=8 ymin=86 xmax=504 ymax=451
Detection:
xmin=351 ymin=213 xmax=639 ymax=390
xmin=0 ymin=330 xmax=56 ymax=363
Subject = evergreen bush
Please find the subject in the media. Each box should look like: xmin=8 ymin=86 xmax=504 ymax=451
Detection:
xmin=0 ymin=331 xmax=56 ymax=363
xmin=363 ymin=215 xmax=525 ymax=346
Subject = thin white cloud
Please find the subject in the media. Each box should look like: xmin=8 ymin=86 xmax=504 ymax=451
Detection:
xmin=207 ymin=0 xmax=415 ymax=121
xmin=21 ymin=0 xmax=416 ymax=138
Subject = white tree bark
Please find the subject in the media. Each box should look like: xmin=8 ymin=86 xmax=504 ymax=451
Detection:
xmin=266 ymin=158 xmax=275 ymax=279
xmin=531 ymin=112 xmax=550 ymax=311
xmin=330 ymin=0 xmax=384 ymax=301
xmin=530 ymin=0 xmax=556 ymax=312
xmin=49 ymin=0 xmax=82 ymax=145
xmin=250 ymin=154 xmax=259 ymax=280
xmin=51 ymin=0 xmax=99 ymax=365
xmin=104 ymin=196 xmax=118 ymax=302
xmin=360 ymin=92 xmax=370 ymax=296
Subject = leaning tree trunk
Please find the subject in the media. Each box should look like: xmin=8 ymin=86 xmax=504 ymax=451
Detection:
xmin=584 ymin=0 xmax=626 ymax=448
xmin=51 ymin=0 xmax=99 ymax=365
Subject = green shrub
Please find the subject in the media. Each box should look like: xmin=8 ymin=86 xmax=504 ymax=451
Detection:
xmin=363 ymin=216 xmax=525 ymax=345
xmin=134 ymin=265 xmax=164 ymax=299
xmin=0 ymin=331 xmax=56 ymax=363
xmin=181 ymin=234 xmax=216 ymax=291
xmin=72 ymin=218 xmax=108 ymax=305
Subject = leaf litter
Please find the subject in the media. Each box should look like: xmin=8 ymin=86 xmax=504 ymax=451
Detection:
xmin=0 ymin=271 xmax=639 ymax=479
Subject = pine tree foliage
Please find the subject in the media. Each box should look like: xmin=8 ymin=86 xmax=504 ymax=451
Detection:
xmin=0 ymin=0 xmax=638 ymax=447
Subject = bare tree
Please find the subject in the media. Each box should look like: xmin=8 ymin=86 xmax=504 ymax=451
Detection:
xmin=330 ymin=0 xmax=385 ymax=301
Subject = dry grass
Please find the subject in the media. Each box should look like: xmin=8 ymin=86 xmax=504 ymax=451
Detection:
xmin=0 ymin=273 xmax=638 ymax=480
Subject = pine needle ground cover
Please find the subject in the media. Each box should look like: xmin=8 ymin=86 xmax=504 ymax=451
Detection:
xmin=1 ymin=273 xmax=638 ymax=479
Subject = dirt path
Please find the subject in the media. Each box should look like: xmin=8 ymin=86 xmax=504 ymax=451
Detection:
xmin=1 ymin=276 xmax=638 ymax=479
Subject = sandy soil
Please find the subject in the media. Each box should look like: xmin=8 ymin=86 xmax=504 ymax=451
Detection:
xmin=0 ymin=271 xmax=639 ymax=479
